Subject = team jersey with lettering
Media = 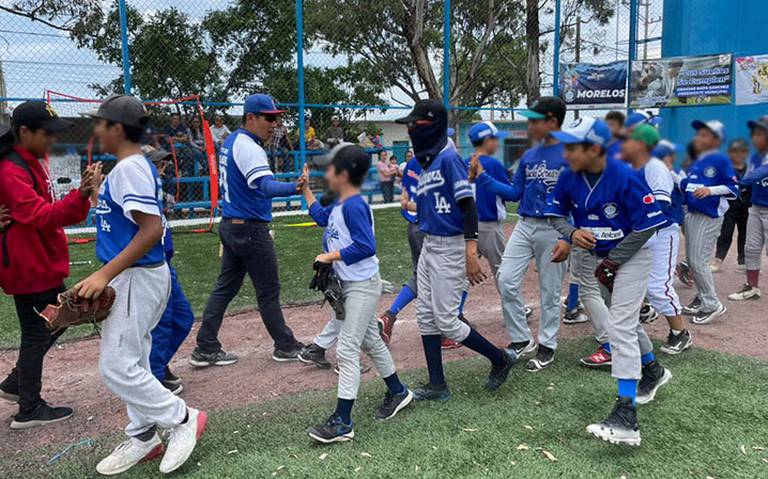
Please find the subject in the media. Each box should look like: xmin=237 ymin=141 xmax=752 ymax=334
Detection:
xmin=416 ymin=144 xmax=474 ymax=236
xmin=680 ymin=150 xmax=738 ymax=217
xmin=96 ymin=154 xmax=165 ymax=266
xmin=510 ymin=143 xmax=568 ymax=218
xmin=637 ymin=157 xmax=677 ymax=227
xmin=219 ymin=128 xmax=275 ymax=221
xmin=545 ymin=157 xmax=665 ymax=255
xmin=743 ymin=152 xmax=768 ymax=207
xmin=308 ymin=194 xmax=379 ymax=281
xmin=463 ymin=154 xmax=510 ymax=222
xmin=400 ymin=158 xmax=422 ymax=224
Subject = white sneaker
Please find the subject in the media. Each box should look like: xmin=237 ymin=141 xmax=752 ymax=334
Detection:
xmin=710 ymin=258 xmax=723 ymax=273
xmin=159 ymin=408 xmax=207 ymax=474
xmin=96 ymin=434 xmax=164 ymax=476
xmin=735 ymin=263 xmax=747 ymax=273
xmin=728 ymin=284 xmax=761 ymax=301
xmin=690 ymin=303 xmax=727 ymax=325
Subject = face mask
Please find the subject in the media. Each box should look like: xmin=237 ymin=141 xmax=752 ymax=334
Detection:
xmin=409 ymin=119 xmax=448 ymax=167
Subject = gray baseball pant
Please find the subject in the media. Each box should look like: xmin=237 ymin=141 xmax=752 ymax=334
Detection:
xmin=745 ymin=205 xmax=768 ymax=271
xmin=685 ymin=212 xmax=724 ymax=311
xmin=576 ymin=248 xmax=654 ymax=380
xmin=405 ymin=222 xmax=426 ymax=293
xmin=478 ymin=220 xmax=506 ymax=288
xmin=497 ymin=217 xmax=566 ymax=349
xmin=416 ymin=234 xmax=471 ymax=342
xmin=98 ymin=264 xmax=187 ymax=437
xmin=336 ymin=274 xmax=397 ymax=400
xmin=569 ymin=246 xmax=610 ymax=344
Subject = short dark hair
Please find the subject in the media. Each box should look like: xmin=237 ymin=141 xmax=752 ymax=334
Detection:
xmin=13 ymin=123 xmax=39 ymax=138
xmin=107 ymin=120 xmax=144 ymax=143
xmin=170 ymin=112 xmax=181 ymax=118
xmin=605 ymin=111 xmax=626 ymax=124
xmin=332 ymin=144 xmax=370 ymax=187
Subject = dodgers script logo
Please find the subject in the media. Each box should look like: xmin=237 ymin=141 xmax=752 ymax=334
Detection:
xmin=416 ymin=170 xmax=446 ymax=196
xmin=525 ymin=163 xmax=562 ymax=192
xmin=602 ymin=202 xmax=618 ymax=219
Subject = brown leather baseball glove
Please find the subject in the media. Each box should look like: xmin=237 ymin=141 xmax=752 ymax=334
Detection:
xmin=38 ymin=287 xmax=116 ymax=330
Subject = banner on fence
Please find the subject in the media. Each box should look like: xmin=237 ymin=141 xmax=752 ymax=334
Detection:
xmin=558 ymin=61 xmax=628 ymax=108
xmin=735 ymin=55 xmax=768 ymax=106
xmin=630 ymin=54 xmax=733 ymax=108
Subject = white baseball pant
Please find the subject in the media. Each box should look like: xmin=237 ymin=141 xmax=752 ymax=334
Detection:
xmin=646 ymin=224 xmax=682 ymax=316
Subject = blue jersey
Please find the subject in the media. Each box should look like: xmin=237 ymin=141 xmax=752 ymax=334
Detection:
xmin=636 ymin=157 xmax=678 ymax=228
xmin=546 ymin=157 xmax=665 ymax=255
xmin=416 ymin=145 xmax=474 ymax=236
xmin=606 ymin=139 xmax=623 ymax=163
xmin=742 ymin=152 xmax=768 ymax=207
xmin=163 ymin=226 xmax=174 ymax=263
xmin=308 ymin=194 xmax=379 ymax=281
xmin=680 ymin=150 xmax=738 ymax=218
xmin=462 ymin=155 xmax=510 ymax=222
xmin=509 ymin=143 xmax=568 ymax=218
xmin=96 ymin=154 xmax=165 ymax=266
xmin=400 ymin=158 xmax=422 ymax=224
xmin=219 ymin=128 xmax=275 ymax=221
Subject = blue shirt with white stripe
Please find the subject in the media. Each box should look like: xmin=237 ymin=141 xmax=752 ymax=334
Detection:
xmin=416 ymin=145 xmax=473 ymax=236
xmin=742 ymin=152 xmax=768 ymax=207
xmin=680 ymin=150 xmax=738 ymax=218
xmin=219 ymin=128 xmax=276 ymax=221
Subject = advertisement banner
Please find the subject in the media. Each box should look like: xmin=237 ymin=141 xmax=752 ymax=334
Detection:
xmin=735 ymin=55 xmax=768 ymax=106
xmin=630 ymin=54 xmax=732 ymax=108
xmin=558 ymin=61 xmax=628 ymax=108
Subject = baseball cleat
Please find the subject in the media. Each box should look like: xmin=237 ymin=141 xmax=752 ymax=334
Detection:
xmin=188 ymin=350 xmax=238 ymax=368
xmin=272 ymin=342 xmax=305 ymax=362
xmin=690 ymin=303 xmax=727 ymax=325
xmin=639 ymin=302 xmax=658 ymax=324
xmin=526 ymin=345 xmax=554 ymax=372
xmin=507 ymin=340 xmax=537 ymax=357
xmin=413 ymin=382 xmax=451 ymax=401
xmin=580 ymin=346 xmax=612 ymax=368
xmin=159 ymin=408 xmax=207 ymax=474
xmin=375 ymin=387 xmax=413 ymax=421
xmin=676 ymin=261 xmax=693 ymax=287
xmin=485 ymin=349 xmax=517 ymax=391
xmin=660 ymin=329 xmax=693 ymax=355
xmin=680 ymin=296 xmax=702 ymax=316
xmin=307 ymin=413 xmax=354 ymax=444
xmin=441 ymin=337 xmax=462 ymax=349
xmin=96 ymin=434 xmax=165 ymax=475
xmin=299 ymin=343 xmax=331 ymax=369
xmin=587 ymin=397 xmax=641 ymax=446
xmin=377 ymin=310 xmax=397 ymax=345
xmin=636 ymin=361 xmax=672 ymax=405
xmin=728 ymin=284 xmax=761 ymax=301
xmin=10 ymin=402 xmax=73 ymax=430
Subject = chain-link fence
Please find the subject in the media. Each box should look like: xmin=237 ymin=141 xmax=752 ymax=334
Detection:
xmin=0 ymin=0 xmax=651 ymax=232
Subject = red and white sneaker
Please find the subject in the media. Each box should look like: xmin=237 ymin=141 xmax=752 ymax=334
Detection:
xmin=580 ymin=346 xmax=612 ymax=368
xmin=96 ymin=434 xmax=165 ymax=475
xmin=378 ymin=311 xmax=397 ymax=345
xmin=441 ymin=337 xmax=462 ymax=350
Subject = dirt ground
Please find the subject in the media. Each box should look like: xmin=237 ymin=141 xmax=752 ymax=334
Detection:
xmin=0 ymin=240 xmax=764 ymax=458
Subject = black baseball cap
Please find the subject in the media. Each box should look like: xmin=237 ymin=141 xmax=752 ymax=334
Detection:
xmin=11 ymin=101 xmax=73 ymax=133
xmin=395 ymin=99 xmax=447 ymax=124
xmin=88 ymin=94 xmax=149 ymax=129
xmin=140 ymin=144 xmax=172 ymax=163
xmin=518 ymin=96 xmax=567 ymax=125
xmin=748 ymin=115 xmax=768 ymax=132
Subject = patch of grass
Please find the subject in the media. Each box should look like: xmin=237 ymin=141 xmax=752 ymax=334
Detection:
xmin=0 ymin=208 xmax=416 ymax=348
xmin=8 ymin=338 xmax=768 ymax=478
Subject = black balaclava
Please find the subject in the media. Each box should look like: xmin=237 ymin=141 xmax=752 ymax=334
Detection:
xmin=398 ymin=99 xmax=449 ymax=167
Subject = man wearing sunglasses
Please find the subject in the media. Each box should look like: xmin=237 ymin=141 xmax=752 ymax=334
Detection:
xmin=191 ymin=93 xmax=306 ymax=368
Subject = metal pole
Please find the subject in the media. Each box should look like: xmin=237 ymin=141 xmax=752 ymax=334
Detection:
xmin=628 ymin=0 xmax=639 ymax=113
xmin=552 ymin=0 xmax=562 ymax=97
xmin=442 ymin=0 xmax=451 ymax=107
xmin=296 ymin=0 xmax=306 ymax=208
xmin=117 ymin=0 xmax=132 ymax=95
xmin=574 ymin=16 xmax=581 ymax=119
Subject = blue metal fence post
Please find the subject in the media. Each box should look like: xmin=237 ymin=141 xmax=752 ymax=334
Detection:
xmin=627 ymin=0 xmax=639 ymax=113
xmin=296 ymin=0 xmax=307 ymax=209
xmin=442 ymin=0 xmax=451 ymax=107
xmin=552 ymin=0 xmax=562 ymax=97
xmin=117 ymin=0 xmax=133 ymax=95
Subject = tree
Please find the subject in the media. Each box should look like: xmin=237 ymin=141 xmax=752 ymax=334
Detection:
xmin=0 ymin=0 xmax=102 ymax=34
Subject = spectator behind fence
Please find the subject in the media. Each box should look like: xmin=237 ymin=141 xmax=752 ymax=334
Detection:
xmin=376 ymin=150 xmax=396 ymax=203
xmin=712 ymin=138 xmax=751 ymax=273
xmin=163 ymin=113 xmax=192 ymax=147
xmin=325 ymin=115 xmax=344 ymax=147
xmin=269 ymin=117 xmax=292 ymax=172
xmin=304 ymin=118 xmax=324 ymax=150
xmin=210 ymin=115 xmax=231 ymax=146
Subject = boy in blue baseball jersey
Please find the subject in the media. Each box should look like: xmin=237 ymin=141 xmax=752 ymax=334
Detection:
xmin=77 ymin=95 xmax=205 ymax=475
xmin=546 ymin=117 xmax=670 ymax=446
xmin=730 ymin=116 xmax=768 ymax=301
xmin=301 ymin=144 xmax=412 ymax=444
xmin=395 ymin=100 xmax=516 ymax=401
xmin=469 ymin=98 xmax=570 ymax=372
xmin=680 ymin=120 xmax=738 ymax=324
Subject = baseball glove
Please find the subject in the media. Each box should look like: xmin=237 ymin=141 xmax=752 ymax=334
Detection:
xmin=38 ymin=287 xmax=116 ymax=331
xmin=309 ymin=261 xmax=346 ymax=320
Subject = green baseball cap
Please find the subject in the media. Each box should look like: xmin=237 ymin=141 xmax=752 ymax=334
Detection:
xmin=629 ymin=123 xmax=660 ymax=148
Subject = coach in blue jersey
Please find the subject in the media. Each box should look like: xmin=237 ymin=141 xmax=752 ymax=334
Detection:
xmin=680 ymin=120 xmax=738 ymax=325
xmin=191 ymin=94 xmax=305 ymax=367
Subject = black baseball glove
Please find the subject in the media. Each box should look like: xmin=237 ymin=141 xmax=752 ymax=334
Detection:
xmin=595 ymin=258 xmax=620 ymax=293
xmin=309 ymin=261 xmax=346 ymax=320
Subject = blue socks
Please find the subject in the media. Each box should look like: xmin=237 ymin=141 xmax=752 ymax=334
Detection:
xmin=567 ymin=283 xmax=579 ymax=310
xmin=383 ymin=373 xmax=405 ymax=395
xmin=458 ymin=290 xmax=469 ymax=316
xmin=461 ymin=328 xmax=505 ymax=368
xmin=601 ymin=342 xmax=611 ymax=353
xmin=617 ymin=379 xmax=638 ymax=405
xmin=421 ymin=335 xmax=445 ymax=386
xmin=335 ymin=398 xmax=354 ymax=424
xmin=641 ymin=351 xmax=656 ymax=365
xmin=390 ymin=284 xmax=416 ymax=316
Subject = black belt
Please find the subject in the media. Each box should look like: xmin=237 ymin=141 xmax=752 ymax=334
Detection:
xmin=222 ymin=217 xmax=269 ymax=225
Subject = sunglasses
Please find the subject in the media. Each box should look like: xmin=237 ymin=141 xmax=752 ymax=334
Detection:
xmin=260 ymin=114 xmax=279 ymax=123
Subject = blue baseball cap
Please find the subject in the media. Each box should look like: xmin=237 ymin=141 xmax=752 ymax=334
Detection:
xmin=468 ymin=121 xmax=508 ymax=144
xmin=692 ymin=119 xmax=726 ymax=142
xmin=625 ymin=111 xmax=662 ymax=129
xmin=652 ymin=139 xmax=678 ymax=159
xmin=550 ymin=117 xmax=611 ymax=146
xmin=244 ymin=93 xmax=284 ymax=115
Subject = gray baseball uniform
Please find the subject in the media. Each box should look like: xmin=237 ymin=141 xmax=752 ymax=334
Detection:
xmin=478 ymin=220 xmax=506 ymax=283
xmin=685 ymin=212 xmax=724 ymax=311
xmin=745 ymin=205 xmax=768 ymax=271
xmin=405 ymin=221 xmax=426 ymax=293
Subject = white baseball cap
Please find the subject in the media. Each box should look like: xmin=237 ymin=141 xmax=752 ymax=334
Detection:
xmin=551 ymin=117 xmax=612 ymax=146
xmin=692 ymin=119 xmax=726 ymax=141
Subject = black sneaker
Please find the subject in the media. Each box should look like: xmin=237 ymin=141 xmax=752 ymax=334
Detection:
xmin=273 ymin=342 xmax=305 ymax=362
xmin=636 ymin=360 xmax=672 ymax=405
xmin=681 ymin=296 xmax=701 ymax=316
xmin=526 ymin=345 xmax=555 ymax=372
xmin=412 ymin=382 xmax=451 ymax=401
xmin=375 ymin=387 xmax=413 ymax=421
xmin=728 ymin=284 xmax=762 ymax=301
xmin=162 ymin=380 xmax=183 ymax=396
xmin=307 ymin=413 xmax=354 ymax=444
xmin=691 ymin=303 xmax=727 ymax=325
xmin=524 ymin=305 xmax=533 ymax=319
xmin=189 ymin=349 xmax=239 ymax=368
xmin=563 ymin=307 xmax=588 ymax=325
xmin=164 ymin=366 xmax=182 ymax=386
xmin=507 ymin=340 xmax=536 ymax=357
xmin=485 ymin=349 xmax=517 ymax=391
xmin=586 ymin=397 xmax=640 ymax=446
xmin=10 ymin=402 xmax=73 ymax=430
xmin=298 ymin=344 xmax=331 ymax=369
xmin=0 ymin=385 xmax=19 ymax=404
xmin=639 ymin=303 xmax=658 ymax=324
xmin=660 ymin=330 xmax=693 ymax=355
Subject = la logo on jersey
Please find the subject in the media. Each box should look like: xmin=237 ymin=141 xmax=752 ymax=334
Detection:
xmin=433 ymin=192 xmax=451 ymax=214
